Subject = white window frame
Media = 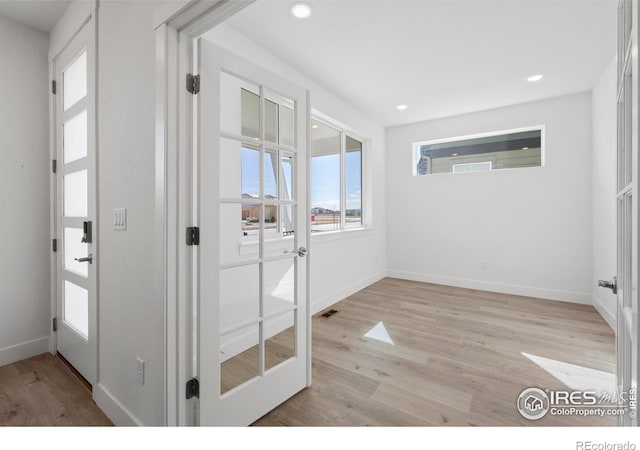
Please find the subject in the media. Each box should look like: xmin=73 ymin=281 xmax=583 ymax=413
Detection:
xmin=412 ymin=125 xmax=545 ymax=176
xmin=310 ymin=112 xmax=367 ymax=235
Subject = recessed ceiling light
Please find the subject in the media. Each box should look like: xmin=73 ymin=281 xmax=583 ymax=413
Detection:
xmin=312 ymin=124 xmax=318 ymax=129
xmin=396 ymin=104 xmax=408 ymax=111
xmin=527 ymin=74 xmax=544 ymax=82
xmin=522 ymin=147 xmax=529 ymax=150
xmin=452 ymin=153 xmax=458 ymax=156
xmin=291 ymin=3 xmax=311 ymax=19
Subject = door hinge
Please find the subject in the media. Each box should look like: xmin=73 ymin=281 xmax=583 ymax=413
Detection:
xmin=186 ymin=226 xmax=200 ymax=246
xmin=52 ymin=317 xmax=57 ymax=332
xmin=52 ymin=159 xmax=57 ymax=173
xmin=187 ymin=74 xmax=200 ymax=95
xmin=186 ymin=378 xmax=199 ymax=399
xmin=52 ymin=80 xmax=56 ymax=95
xmin=52 ymin=238 xmax=57 ymax=252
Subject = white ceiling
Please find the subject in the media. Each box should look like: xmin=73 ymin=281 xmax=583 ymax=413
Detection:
xmin=0 ymin=1 xmax=70 ymax=33
xmin=226 ymin=0 xmax=617 ymax=127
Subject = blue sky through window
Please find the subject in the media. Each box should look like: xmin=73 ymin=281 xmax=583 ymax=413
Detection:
xmin=241 ymin=146 xmax=361 ymax=211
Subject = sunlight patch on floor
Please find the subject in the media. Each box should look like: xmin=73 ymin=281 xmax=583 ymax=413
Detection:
xmin=364 ymin=321 xmax=394 ymax=345
xmin=522 ymin=352 xmax=615 ymax=393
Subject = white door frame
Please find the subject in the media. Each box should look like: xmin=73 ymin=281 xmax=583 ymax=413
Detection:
xmin=155 ymin=0 xmax=310 ymax=426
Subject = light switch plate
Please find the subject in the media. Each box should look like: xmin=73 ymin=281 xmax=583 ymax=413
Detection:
xmin=113 ymin=208 xmax=127 ymax=231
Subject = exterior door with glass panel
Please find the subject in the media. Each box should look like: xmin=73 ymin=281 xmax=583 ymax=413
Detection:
xmin=197 ymin=40 xmax=309 ymax=426
xmin=615 ymin=0 xmax=639 ymax=426
xmin=54 ymin=23 xmax=96 ymax=385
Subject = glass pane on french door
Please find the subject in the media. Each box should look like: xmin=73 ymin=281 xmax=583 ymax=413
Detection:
xmin=217 ymin=71 xmax=298 ymax=396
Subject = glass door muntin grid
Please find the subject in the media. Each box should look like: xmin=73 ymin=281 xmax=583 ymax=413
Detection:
xmin=218 ymin=69 xmax=300 ymax=396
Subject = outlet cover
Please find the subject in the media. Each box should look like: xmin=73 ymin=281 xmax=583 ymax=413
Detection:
xmin=136 ymin=357 xmax=145 ymax=385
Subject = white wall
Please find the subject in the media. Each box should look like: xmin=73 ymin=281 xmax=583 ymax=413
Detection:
xmin=95 ymin=1 xmax=163 ymax=426
xmin=386 ymin=93 xmax=593 ymax=304
xmin=203 ymin=23 xmax=388 ymax=314
xmin=0 ymin=16 xmax=51 ymax=366
xmin=591 ymin=59 xmax=617 ymax=329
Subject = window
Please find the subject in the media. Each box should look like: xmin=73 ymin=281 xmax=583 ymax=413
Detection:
xmin=311 ymin=118 xmax=363 ymax=232
xmin=414 ymin=127 xmax=543 ymax=176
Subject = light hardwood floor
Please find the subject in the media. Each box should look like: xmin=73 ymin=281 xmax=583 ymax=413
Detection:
xmin=253 ymin=278 xmax=616 ymax=426
xmin=0 ymin=353 xmax=111 ymax=426
xmin=0 ymin=278 xmax=616 ymax=426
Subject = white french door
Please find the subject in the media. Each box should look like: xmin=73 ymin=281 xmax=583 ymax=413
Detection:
xmin=53 ymin=21 xmax=97 ymax=385
xmin=196 ymin=39 xmax=310 ymax=426
xmin=616 ymin=0 xmax=639 ymax=426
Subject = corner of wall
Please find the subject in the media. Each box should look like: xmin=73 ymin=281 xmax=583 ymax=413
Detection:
xmin=592 ymin=294 xmax=615 ymax=330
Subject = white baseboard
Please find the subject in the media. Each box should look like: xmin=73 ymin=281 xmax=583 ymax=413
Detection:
xmin=0 ymin=336 xmax=50 ymax=367
xmin=94 ymin=382 xmax=143 ymax=426
xmin=387 ymin=270 xmax=592 ymax=305
xmin=311 ymin=270 xmax=388 ymax=315
xmin=592 ymin=294 xmax=616 ymax=330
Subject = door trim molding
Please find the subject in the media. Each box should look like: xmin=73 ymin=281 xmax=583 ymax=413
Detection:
xmin=154 ymin=0 xmax=256 ymax=426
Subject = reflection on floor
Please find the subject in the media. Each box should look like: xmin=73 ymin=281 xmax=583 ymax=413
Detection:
xmin=253 ymin=278 xmax=616 ymax=426
xmin=221 ymin=325 xmax=296 ymax=394
xmin=0 ymin=353 xmax=112 ymax=426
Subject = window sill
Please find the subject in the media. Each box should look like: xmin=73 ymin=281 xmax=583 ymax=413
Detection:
xmin=310 ymin=227 xmax=374 ymax=243
xmin=237 ymin=227 xmax=374 ymax=256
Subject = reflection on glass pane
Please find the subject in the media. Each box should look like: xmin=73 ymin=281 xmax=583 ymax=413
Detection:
xmin=64 ymin=280 xmax=88 ymax=338
xmin=416 ymin=129 xmax=542 ymax=175
xmin=220 ymin=138 xmax=243 ymax=199
xmin=265 ymin=99 xmax=278 ymax=144
xmin=264 ymin=204 xmax=278 ymax=235
xmin=220 ymin=264 xmax=259 ymax=332
xmin=64 ymin=170 xmax=88 ymax=217
xmin=63 ymin=110 xmax=88 ymax=164
xmin=281 ymin=155 xmax=293 ymax=200
xmin=311 ymin=120 xmax=341 ymax=232
xmin=220 ymin=203 xmax=260 ymax=264
xmin=264 ymin=151 xmax=278 ymax=198
xmin=63 ymin=50 xmax=87 ymax=111
xmin=346 ymin=136 xmax=362 ymax=228
xmin=64 ymin=227 xmax=88 ymax=278
xmin=280 ymin=105 xmax=295 ymax=147
xmin=220 ymin=324 xmax=259 ymax=395
xmin=225 ymin=74 xmax=258 ymax=137
xmin=240 ymin=146 xmax=260 ymax=199
xmin=281 ymin=205 xmax=294 ymax=236
xmin=264 ymin=259 xmax=295 ymax=317
xmin=265 ymin=311 xmax=295 ymax=371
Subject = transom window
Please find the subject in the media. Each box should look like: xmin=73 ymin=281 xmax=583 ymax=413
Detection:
xmin=414 ymin=127 xmax=543 ymax=176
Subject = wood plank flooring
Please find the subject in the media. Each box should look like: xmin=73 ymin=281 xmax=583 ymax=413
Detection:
xmin=253 ymin=278 xmax=616 ymax=426
xmin=0 ymin=278 xmax=616 ymax=426
xmin=0 ymin=353 xmax=111 ymax=426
